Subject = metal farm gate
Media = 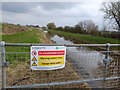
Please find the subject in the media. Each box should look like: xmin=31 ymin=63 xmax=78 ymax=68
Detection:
xmin=0 ymin=41 xmax=120 ymax=89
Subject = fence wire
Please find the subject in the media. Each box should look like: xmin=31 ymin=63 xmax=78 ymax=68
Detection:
xmin=3 ymin=46 xmax=120 ymax=88
xmin=0 ymin=53 xmax=2 ymax=89
xmin=67 ymin=47 xmax=120 ymax=88
xmin=5 ymin=52 xmax=90 ymax=88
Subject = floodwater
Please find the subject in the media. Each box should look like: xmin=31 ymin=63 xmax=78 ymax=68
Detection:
xmin=50 ymin=35 xmax=106 ymax=87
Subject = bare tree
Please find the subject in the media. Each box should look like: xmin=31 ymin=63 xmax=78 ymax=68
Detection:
xmin=77 ymin=20 xmax=98 ymax=32
xmin=101 ymin=1 xmax=120 ymax=30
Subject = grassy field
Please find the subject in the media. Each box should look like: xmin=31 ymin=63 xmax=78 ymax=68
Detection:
xmin=48 ymin=29 xmax=120 ymax=44
xmin=2 ymin=29 xmax=43 ymax=52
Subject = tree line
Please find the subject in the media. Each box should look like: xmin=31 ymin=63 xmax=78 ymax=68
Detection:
xmin=47 ymin=20 xmax=99 ymax=35
xmin=46 ymin=20 xmax=119 ymax=39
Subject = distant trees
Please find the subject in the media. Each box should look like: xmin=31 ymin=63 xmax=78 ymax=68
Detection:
xmin=74 ymin=25 xmax=82 ymax=33
xmin=47 ymin=22 xmax=56 ymax=29
xmin=42 ymin=26 xmax=47 ymax=30
xmin=100 ymin=1 xmax=120 ymax=30
xmin=56 ymin=26 xmax=64 ymax=31
xmin=46 ymin=20 xmax=119 ymax=39
xmin=47 ymin=20 xmax=99 ymax=35
xmin=64 ymin=26 xmax=71 ymax=32
xmin=35 ymin=25 xmax=40 ymax=28
xmin=75 ymin=20 xmax=99 ymax=34
xmin=26 ymin=25 xmax=39 ymax=28
xmin=77 ymin=20 xmax=98 ymax=32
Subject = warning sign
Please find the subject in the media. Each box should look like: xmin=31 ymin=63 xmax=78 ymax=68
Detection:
xmin=32 ymin=51 xmax=37 ymax=56
xmin=32 ymin=62 xmax=37 ymax=66
xmin=32 ymin=57 xmax=37 ymax=61
xmin=38 ymin=56 xmax=64 ymax=61
xmin=38 ymin=60 xmax=64 ymax=66
xmin=31 ymin=46 xmax=66 ymax=70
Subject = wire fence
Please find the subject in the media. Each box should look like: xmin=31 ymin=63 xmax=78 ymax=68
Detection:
xmin=5 ymin=52 xmax=90 ymax=88
xmin=0 ymin=56 xmax=2 ymax=89
xmin=5 ymin=48 xmax=120 ymax=88
xmin=67 ymin=47 xmax=120 ymax=88
xmin=0 ymin=42 xmax=120 ymax=88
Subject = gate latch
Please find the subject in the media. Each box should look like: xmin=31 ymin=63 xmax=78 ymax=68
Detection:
xmin=103 ymin=58 xmax=112 ymax=63
xmin=2 ymin=62 xmax=9 ymax=67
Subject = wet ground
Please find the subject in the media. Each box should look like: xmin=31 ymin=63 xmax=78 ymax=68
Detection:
xmin=50 ymin=34 xmax=105 ymax=88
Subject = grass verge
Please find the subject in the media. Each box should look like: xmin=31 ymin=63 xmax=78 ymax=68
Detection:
xmin=48 ymin=29 xmax=120 ymax=50
xmin=48 ymin=29 xmax=120 ymax=44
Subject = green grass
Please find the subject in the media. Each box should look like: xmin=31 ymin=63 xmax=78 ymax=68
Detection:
xmin=48 ymin=29 xmax=120 ymax=51
xmin=2 ymin=29 xmax=42 ymax=52
xmin=2 ymin=29 xmax=41 ymax=43
xmin=2 ymin=29 xmax=43 ymax=64
xmin=48 ymin=29 xmax=120 ymax=44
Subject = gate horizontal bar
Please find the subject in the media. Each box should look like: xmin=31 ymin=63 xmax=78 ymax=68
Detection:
xmin=8 ymin=76 xmax=120 ymax=88
xmin=0 ymin=43 xmax=120 ymax=47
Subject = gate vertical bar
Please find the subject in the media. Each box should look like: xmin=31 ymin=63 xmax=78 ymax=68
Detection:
xmin=103 ymin=43 xmax=110 ymax=88
xmin=1 ymin=41 xmax=6 ymax=89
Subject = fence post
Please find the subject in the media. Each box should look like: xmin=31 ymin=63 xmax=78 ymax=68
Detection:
xmin=103 ymin=43 xmax=110 ymax=88
xmin=1 ymin=41 xmax=6 ymax=89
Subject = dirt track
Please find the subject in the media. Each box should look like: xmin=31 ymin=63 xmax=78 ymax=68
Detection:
xmin=37 ymin=28 xmax=52 ymax=44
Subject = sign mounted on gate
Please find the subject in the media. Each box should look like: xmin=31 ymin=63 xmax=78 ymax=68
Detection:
xmin=31 ymin=46 xmax=66 ymax=70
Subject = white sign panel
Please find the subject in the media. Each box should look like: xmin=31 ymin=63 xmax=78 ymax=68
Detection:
xmin=31 ymin=46 xmax=66 ymax=70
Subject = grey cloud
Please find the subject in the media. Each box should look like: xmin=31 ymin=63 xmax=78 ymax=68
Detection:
xmin=38 ymin=2 xmax=81 ymax=11
xmin=2 ymin=2 xmax=104 ymax=29
xmin=2 ymin=2 xmax=39 ymax=13
xmin=2 ymin=2 xmax=81 ymax=13
xmin=28 ymin=2 xmax=90 ymax=18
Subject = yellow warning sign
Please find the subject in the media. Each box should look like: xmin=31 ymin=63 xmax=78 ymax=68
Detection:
xmin=38 ymin=56 xmax=64 ymax=61
xmin=32 ymin=57 xmax=37 ymax=61
xmin=38 ymin=60 xmax=64 ymax=66
xmin=32 ymin=62 xmax=37 ymax=66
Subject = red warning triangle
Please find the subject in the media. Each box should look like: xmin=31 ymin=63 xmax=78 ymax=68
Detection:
xmin=32 ymin=62 xmax=37 ymax=66
xmin=32 ymin=57 xmax=37 ymax=61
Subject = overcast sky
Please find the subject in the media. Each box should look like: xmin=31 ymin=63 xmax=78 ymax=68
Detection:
xmin=2 ymin=1 xmax=107 ymax=29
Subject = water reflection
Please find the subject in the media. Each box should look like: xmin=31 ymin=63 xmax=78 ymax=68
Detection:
xmin=50 ymin=35 xmax=105 ymax=78
xmin=50 ymin=35 xmax=74 ymax=44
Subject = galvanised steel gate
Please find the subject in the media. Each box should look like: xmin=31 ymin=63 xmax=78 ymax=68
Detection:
xmin=0 ymin=41 xmax=120 ymax=89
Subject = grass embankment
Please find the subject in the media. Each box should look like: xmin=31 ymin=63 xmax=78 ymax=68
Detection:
xmin=48 ymin=29 xmax=119 ymax=44
xmin=2 ymin=29 xmax=43 ymax=52
xmin=1 ymin=23 xmax=31 ymax=35
xmin=48 ymin=29 xmax=120 ymax=50
xmin=3 ymin=28 xmax=90 ymax=88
